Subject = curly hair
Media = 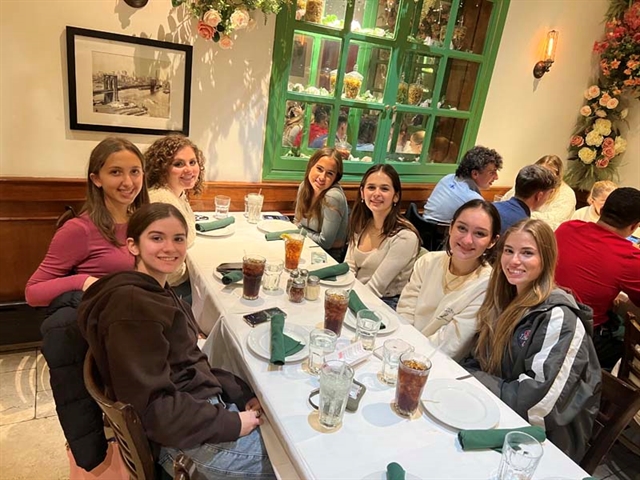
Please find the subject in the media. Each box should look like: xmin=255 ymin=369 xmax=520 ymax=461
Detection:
xmin=455 ymin=146 xmax=503 ymax=179
xmin=144 ymin=135 xmax=205 ymax=196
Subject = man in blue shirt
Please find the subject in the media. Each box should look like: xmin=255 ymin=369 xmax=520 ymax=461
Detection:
xmin=423 ymin=146 xmax=503 ymax=223
xmin=493 ymin=165 xmax=557 ymax=235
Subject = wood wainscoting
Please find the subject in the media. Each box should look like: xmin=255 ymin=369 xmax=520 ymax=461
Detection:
xmin=0 ymin=177 xmax=508 ymax=303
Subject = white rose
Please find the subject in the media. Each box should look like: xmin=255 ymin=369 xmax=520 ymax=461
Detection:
xmin=614 ymin=136 xmax=627 ymax=154
xmin=219 ymin=35 xmax=234 ymax=49
xmin=203 ymin=9 xmax=222 ymax=28
xmin=620 ymin=108 xmax=629 ymax=119
xmin=594 ymin=118 xmax=612 ymax=136
xmin=578 ymin=147 xmax=596 ymax=164
xmin=595 ymin=109 xmax=607 ymax=118
xmin=585 ymin=130 xmax=604 ymax=147
xmin=230 ymin=9 xmax=250 ymax=30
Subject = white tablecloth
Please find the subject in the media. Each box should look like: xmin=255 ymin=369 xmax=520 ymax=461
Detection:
xmin=187 ymin=213 xmax=589 ymax=480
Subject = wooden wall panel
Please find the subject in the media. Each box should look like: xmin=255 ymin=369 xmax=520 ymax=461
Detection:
xmin=0 ymin=177 xmax=508 ymax=302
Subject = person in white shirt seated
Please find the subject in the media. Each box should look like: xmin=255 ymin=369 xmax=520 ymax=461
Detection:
xmin=423 ymin=146 xmax=503 ymax=224
xmin=571 ymin=180 xmax=617 ymax=223
xmin=346 ymin=164 xmax=420 ymax=310
xmin=397 ymin=199 xmax=500 ymax=360
xmin=501 ymin=155 xmax=575 ymax=230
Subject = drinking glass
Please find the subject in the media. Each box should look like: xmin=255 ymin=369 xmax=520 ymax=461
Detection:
xmin=243 ymin=194 xmax=249 ymax=218
xmin=262 ymin=260 xmax=283 ymax=291
xmin=394 ymin=352 xmax=431 ymax=417
xmin=246 ymin=193 xmax=264 ymax=224
xmin=242 ymin=255 xmax=265 ymax=300
xmin=318 ymin=360 xmax=354 ymax=429
xmin=283 ymin=233 xmax=304 ymax=271
xmin=214 ymin=195 xmax=231 ymax=219
xmin=497 ymin=432 xmax=544 ymax=480
xmin=308 ymin=329 xmax=338 ymax=375
xmin=323 ymin=289 xmax=349 ymax=336
xmin=354 ymin=310 xmax=382 ymax=351
xmin=381 ymin=339 xmax=413 ymax=386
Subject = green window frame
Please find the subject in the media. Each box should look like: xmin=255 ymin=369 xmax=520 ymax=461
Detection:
xmin=262 ymin=0 xmax=510 ymax=183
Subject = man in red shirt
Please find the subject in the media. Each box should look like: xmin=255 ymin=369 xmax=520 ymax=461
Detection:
xmin=555 ymin=187 xmax=640 ymax=369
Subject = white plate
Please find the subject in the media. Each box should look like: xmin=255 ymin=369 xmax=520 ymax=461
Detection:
xmin=343 ymin=309 xmax=399 ymax=336
xmin=247 ymin=322 xmax=309 ymax=363
xmin=317 ymin=270 xmax=355 ymax=287
xmin=257 ymin=219 xmax=295 ymax=233
xmin=196 ymin=223 xmax=236 ymax=237
xmin=421 ymin=379 xmax=500 ymax=430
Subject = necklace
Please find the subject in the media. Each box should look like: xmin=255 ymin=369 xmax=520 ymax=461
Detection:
xmin=442 ymin=257 xmax=477 ymax=294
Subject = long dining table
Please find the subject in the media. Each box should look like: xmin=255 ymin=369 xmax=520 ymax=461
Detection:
xmin=187 ymin=212 xmax=591 ymax=480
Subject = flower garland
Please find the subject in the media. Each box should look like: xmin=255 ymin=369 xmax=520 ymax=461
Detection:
xmin=172 ymin=0 xmax=289 ymax=49
xmin=565 ymin=0 xmax=639 ymax=191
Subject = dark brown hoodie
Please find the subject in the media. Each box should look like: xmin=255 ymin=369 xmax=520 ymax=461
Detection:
xmin=78 ymin=271 xmax=254 ymax=449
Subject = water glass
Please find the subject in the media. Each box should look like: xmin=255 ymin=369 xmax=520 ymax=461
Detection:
xmin=308 ymin=329 xmax=338 ymax=375
xmin=246 ymin=193 xmax=264 ymax=224
xmin=381 ymin=339 xmax=413 ymax=386
xmin=243 ymin=194 xmax=249 ymax=217
xmin=214 ymin=195 xmax=231 ymax=219
xmin=319 ymin=360 xmax=354 ymax=429
xmin=262 ymin=260 xmax=284 ymax=291
xmin=498 ymin=432 xmax=544 ymax=480
xmin=394 ymin=352 xmax=431 ymax=417
xmin=354 ymin=310 xmax=382 ymax=351
xmin=242 ymin=255 xmax=265 ymax=300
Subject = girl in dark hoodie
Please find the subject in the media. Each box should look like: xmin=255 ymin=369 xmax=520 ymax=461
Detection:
xmin=78 ymin=203 xmax=275 ymax=480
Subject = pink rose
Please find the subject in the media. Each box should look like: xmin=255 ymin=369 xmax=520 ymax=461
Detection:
xmin=599 ymin=93 xmax=612 ymax=106
xmin=203 ymin=9 xmax=222 ymax=28
xmin=580 ymin=105 xmax=592 ymax=117
xmin=602 ymin=145 xmax=616 ymax=158
xmin=586 ymin=85 xmax=600 ymax=99
xmin=570 ymin=135 xmax=584 ymax=147
xmin=197 ymin=21 xmax=215 ymax=40
xmin=596 ymin=157 xmax=610 ymax=168
xmin=219 ymin=35 xmax=234 ymax=49
xmin=230 ymin=9 xmax=250 ymax=30
xmin=606 ymin=97 xmax=619 ymax=109
xmin=602 ymin=137 xmax=614 ymax=148
xmin=595 ymin=109 xmax=607 ymax=118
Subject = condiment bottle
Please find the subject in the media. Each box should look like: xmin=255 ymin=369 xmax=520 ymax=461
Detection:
xmin=305 ymin=275 xmax=320 ymax=301
xmin=289 ymin=278 xmax=306 ymax=303
xmin=286 ymin=270 xmax=300 ymax=294
xmin=299 ymin=269 xmax=309 ymax=284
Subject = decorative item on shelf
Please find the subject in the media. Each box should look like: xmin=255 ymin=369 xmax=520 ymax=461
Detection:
xmin=330 ymin=69 xmax=338 ymax=94
xmin=343 ymin=65 xmax=363 ymax=99
xmin=304 ymin=0 xmax=324 ymax=24
xmin=533 ymin=30 xmax=559 ymax=79
xmin=172 ymin=0 xmax=288 ymax=49
xmin=408 ymin=74 xmax=424 ymax=105
xmin=397 ymin=73 xmax=408 ymax=103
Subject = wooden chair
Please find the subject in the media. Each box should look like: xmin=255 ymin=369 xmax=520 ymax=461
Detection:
xmin=404 ymin=202 xmax=446 ymax=251
xmin=618 ymin=307 xmax=640 ymax=456
xmin=580 ymin=370 xmax=640 ymax=474
xmin=83 ymin=352 xmax=195 ymax=480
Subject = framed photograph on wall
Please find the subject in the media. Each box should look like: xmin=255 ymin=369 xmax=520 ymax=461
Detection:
xmin=66 ymin=26 xmax=193 ymax=136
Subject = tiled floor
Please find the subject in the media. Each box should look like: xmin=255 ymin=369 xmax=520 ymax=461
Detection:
xmin=0 ymin=348 xmax=638 ymax=479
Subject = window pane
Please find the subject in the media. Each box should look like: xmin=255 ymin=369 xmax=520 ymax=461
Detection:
xmin=341 ymin=41 xmax=391 ymax=102
xmin=398 ymin=52 xmax=440 ymax=106
xmin=386 ymin=111 xmax=428 ymax=163
xmin=288 ymin=34 xmax=341 ymax=97
xmin=442 ymin=59 xmax=479 ymax=111
xmin=352 ymin=0 xmax=399 ymax=39
xmin=282 ymin=102 xmax=333 ymax=154
xmin=408 ymin=0 xmax=453 ymax=46
xmin=428 ymin=117 xmax=465 ymax=164
xmin=297 ymin=0 xmax=347 ymax=28
xmin=452 ymin=0 xmax=493 ymax=54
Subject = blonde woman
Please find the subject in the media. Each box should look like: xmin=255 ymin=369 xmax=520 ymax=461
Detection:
xmin=571 ymin=180 xmax=617 ymax=223
xmin=502 ymin=155 xmax=576 ymax=230
xmin=464 ymin=219 xmax=600 ymax=461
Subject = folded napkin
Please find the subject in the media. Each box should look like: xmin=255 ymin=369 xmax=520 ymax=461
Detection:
xmin=386 ymin=462 xmax=405 ymax=480
xmin=310 ymin=262 xmax=349 ymax=281
xmin=270 ymin=314 xmax=304 ymax=365
xmin=264 ymin=229 xmax=300 ymax=241
xmin=458 ymin=426 xmax=546 ymax=451
xmin=195 ymin=216 xmax=235 ymax=232
xmin=348 ymin=290 xmax=385 ymax=330
xmin=221 ymin=270 xmax=243 ymax=285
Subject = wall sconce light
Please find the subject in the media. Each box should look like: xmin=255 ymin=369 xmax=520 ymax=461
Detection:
xmin=533 ymin=30 xmax=559 ymax=79
xmin=124 ymin=0 xmax=148 ymax=8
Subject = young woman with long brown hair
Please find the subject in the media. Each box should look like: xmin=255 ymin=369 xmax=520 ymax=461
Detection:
xmin=345 ymin=164 xmax=420 ymax=309
xmin=465 ymin=219 xmax=600 ymax=461
xmin=294 ymin=147 xmax=348 ymax=260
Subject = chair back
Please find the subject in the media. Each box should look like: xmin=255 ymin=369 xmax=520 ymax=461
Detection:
xmin=403 ymin=203 xmax=446 ymax=251
xmin=619 ymin=308 xmax=640 ymax=384
xmin=580 ymin=370 xmax=640 ymax=474
xmin=83 ymin=351 xmax=157 ymax=480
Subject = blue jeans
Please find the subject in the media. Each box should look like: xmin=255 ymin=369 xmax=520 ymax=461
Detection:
xmin=159 ymin=399 xmax=276 ymax=480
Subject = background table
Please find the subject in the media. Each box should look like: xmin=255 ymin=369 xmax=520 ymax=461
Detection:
xmin=188 ymin=213 xmax=590 ymax=480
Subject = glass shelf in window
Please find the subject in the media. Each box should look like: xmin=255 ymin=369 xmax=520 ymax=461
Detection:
xmin=281 ymin=102 xmax=334 ymax=155
xmin=451 ymin=0 xmax=493 ymax=54
xmin=340 ymin=41 xmax=391 ymax=103
xmin=287 ymin=33 xmax=341 ymax=98
xmin=441 ymin=59 xmax=479 ymax=111
xmin=408 ymin=0 xmax=453 ymax=47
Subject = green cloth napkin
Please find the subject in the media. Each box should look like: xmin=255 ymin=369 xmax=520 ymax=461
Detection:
xmin=195 ymin=216 xmax=235 ymax=232
xmin=270 ymin=314 xmax=304 ymax=365
xmin=348 ymin=290 xmax=385 ymax=330
xmin=310 ymin=262 xmax=349 ymax=281
xmin=386 ymin=462 xmax=405 ymax=480
xmin=458 ymin=426 xmax=546 ymax=451
xmin=264 ymin=230 xmax=300 ymax=241
xmin=221 ymin=271 xmax=243 ymax=285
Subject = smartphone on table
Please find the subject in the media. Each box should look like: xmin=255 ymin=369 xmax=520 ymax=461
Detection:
xmin=243 ymin=307 xmax=287 ymax=327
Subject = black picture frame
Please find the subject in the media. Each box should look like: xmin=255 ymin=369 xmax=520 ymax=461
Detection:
xmin=66 ymin=26 xmax=193 ymax=136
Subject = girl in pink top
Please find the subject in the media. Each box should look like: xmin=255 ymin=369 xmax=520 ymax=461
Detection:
xmin=25 ymin=137 xmax=150 ymax=307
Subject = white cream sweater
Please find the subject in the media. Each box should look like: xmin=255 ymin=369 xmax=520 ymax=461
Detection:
xmin=396 ymin=251 xmax=492 ymax=361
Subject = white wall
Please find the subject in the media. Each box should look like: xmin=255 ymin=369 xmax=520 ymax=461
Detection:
xmin=1 ymin=0 xmax=638 ymax=188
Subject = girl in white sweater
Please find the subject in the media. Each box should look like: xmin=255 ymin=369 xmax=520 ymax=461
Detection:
xmin=346 ymin=165 xmax=420 ymax=309
xmin=397 ymin=199 xmax=500 ymax=360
